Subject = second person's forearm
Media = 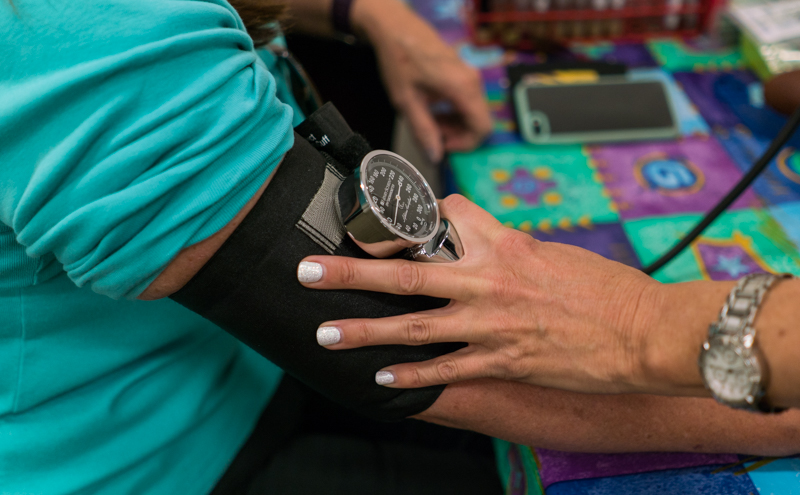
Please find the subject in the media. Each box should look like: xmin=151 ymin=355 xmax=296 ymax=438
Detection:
xmin=641 ymin=278 xmax=800 ymax=409
xmin=419 ymin=379 xmax=800 ymax=456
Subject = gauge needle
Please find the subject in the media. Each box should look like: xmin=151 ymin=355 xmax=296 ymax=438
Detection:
xmin=394 ymin=194 xmax=401 ymax=225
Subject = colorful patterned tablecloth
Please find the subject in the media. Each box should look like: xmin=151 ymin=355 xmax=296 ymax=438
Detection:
xmin=410 ymin=1 xmax=800 ymax=493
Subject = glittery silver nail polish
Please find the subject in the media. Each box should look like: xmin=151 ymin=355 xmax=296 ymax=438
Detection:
xmin=316 ymin=326 xmax=341 ymax=346
xmin=297 ymin=261 xmax=323 ymax=283
xmin=375 ymin=371 xmax=396 ymax=386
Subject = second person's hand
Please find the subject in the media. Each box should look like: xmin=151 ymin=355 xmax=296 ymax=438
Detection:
xmin=297 ymin=195 xmax=665 ymax=395
xmin=350 ymin=0 xmax=492 ymax=162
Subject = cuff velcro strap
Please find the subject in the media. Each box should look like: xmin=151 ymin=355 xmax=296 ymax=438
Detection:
xmin=171 ymin=134 xmax=461 ymax=421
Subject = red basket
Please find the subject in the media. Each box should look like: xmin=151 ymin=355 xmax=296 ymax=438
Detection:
xmin=468 ymin=0 xmax=725 ymax=48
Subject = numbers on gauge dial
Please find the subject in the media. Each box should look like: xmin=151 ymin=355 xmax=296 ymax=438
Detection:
xmin=365 ymin=158 xmax=435 ymax=239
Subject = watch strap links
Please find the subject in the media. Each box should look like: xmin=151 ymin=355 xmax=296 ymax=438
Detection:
xmin=714 ymin=273 xmax=791 ymax=345
xmin=708 ymin=272 xmax=793 ymax=413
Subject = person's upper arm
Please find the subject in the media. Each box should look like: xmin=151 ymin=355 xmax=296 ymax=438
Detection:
xmin=0 ymin=0 xmax=293 ymax=299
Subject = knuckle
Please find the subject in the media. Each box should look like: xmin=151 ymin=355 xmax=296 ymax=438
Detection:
xmin=499 ymin=335 xmax=525 ymax=360
xmin=353 ymin=320 xmax=376 ymax=346
xmin=504 ymin=354 xmax=527 ymax=380
xmin=490 ymin=346 xmax=525 ymax=381
xmin=394 ymin=262 xmax=426 ymax=295
xmin=408 ymin=366 xmax=425 ymax=388
xmin=435 ymin=358 xmax=460 ymax=382
xmin=339 ymin=258 xmax=359 ymax=286
xmin=441 ymin=194 xmax=470 ymax=215
xmin=496 ymin=230 xmax=539 ymax=255
xmin=491 ymin=354 xmax=513 ymax=380
xmin=404 ymin=315 xmax=432 ymax=345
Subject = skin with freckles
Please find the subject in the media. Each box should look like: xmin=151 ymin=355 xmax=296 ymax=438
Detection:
xmin=299 ymin=195 xmax=800 ymax=410
xmin=300 ymin=194 xmax=661 ymax=394
xmin=414 ymin=379 xmax=800 ymax=456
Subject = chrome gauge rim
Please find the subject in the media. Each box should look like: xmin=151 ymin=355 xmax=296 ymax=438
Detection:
xmin=357 ymin=150 xmax=440 ymax=244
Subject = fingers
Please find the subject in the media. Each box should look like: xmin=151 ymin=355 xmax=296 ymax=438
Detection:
xmin=403 ymin=74 xmax=491 ymax=158
xmin=374 ymin=346 xmax=498 ymax=388
xmin=437 ymin=194 xmax=502 ymax=248
xmin=433 ymin=66 xmax=492 ymax=152
xmin=297 ymin=255 xmax=473 ymax=300
xmin=402 ymin=92 xmax=445 ymax=163
xmin=394 ymin=59 xmax=490 ymax=158
xmin=438 ymin=194 xmax=498 ymax=226
xmin=314 ymin=304 xmax=469 ymax=350
xmin=438 ymin=118 xmax=486 ymax=152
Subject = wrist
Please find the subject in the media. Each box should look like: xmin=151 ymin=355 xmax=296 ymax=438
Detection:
xmin=641 ymin=280 xmax=734 ymax=396
xmin=350 ymin=0 xmax=418 ymax=47
xmin=748 ymin=277 xmax=797 ymax=409
xmin=624 ymin=279 xmax=664 ymax=392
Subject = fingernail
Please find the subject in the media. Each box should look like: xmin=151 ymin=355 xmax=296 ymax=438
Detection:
xmin=375 ymin=371 xmax=396 ymax=386
xmin=316 ymin=326 xmax=341 ymax=346
xmin=297 ymin=261 xmax=323 ymax=283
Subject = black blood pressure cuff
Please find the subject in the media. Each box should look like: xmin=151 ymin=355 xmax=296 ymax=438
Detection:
xmin=171 ymin=131 xmax=460 ymax=422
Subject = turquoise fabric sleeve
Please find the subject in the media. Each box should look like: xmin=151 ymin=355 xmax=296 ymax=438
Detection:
xmin=0 ymin=0 xmax=294 ymax=299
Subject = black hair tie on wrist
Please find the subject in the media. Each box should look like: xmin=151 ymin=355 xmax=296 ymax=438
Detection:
xmin=332 ymin=0 xmax=356 ymax=35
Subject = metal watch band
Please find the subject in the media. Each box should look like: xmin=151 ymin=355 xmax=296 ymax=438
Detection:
xmin=713 ymin=274 xmax=789 ymax=345
xmin=708 ymin=273 xmax=792 ymax=412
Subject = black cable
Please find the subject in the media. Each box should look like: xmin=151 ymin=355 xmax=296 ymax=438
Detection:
xmin=643 ymin=105 xmax=800 ymax=276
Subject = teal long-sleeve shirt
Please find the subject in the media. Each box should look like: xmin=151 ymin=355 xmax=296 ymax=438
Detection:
xmin=1 ymin=1 xmax=295 ymax=493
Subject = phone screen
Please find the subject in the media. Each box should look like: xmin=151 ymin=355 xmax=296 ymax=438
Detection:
xmin=524 ymin=81 xmax=674 ymax=135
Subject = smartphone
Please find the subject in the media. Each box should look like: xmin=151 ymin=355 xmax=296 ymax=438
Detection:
xmin=513 ymin=76 xmax=679 ymax=144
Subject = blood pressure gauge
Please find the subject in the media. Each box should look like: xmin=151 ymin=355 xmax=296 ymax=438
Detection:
xmin=343 ymin=150 xmax=463 ymax=262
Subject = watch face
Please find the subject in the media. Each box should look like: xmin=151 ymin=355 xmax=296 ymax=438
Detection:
xmin=700 ymin=339 xmax=760 ymax=404
xmin=360 ymin=151 xmax=438 ymax=242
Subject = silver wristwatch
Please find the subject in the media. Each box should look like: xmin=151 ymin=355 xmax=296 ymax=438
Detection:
xmin=342 ymin=150 xmax=463 ymax=262
xmin=698 ymin=273 xmax=791 ymax=413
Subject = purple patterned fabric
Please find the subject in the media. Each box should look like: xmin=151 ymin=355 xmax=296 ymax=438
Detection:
xmin=672 ymin=71 xmax=758 ymax=129
xmin=695 ymin=242 xmax=767 ymax=280
xmin=535 ymin=449 xmax=740 ymax=488
xmin=601 ymin=43 xmax=659 ymax=67
xmin=589 ymin=137 xmax=761 ymax=220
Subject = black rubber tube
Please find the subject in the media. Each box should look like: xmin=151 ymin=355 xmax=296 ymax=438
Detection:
xmin=643 ymin=105 xmax=800 ymax=276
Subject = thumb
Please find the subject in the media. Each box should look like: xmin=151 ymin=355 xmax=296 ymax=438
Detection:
xmin=437 ymin=194 xmax=501 ymax=252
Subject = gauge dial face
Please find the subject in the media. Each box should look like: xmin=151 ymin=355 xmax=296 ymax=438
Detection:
xmin=362 ymin=152 xmax=438 ymax=241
